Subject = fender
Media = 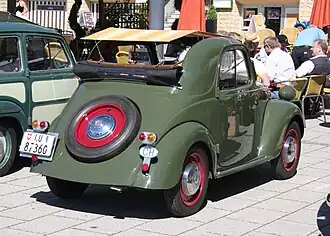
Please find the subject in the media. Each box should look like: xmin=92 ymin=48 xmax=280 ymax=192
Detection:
xmin=0 ymin=101 xmax=27 ymax=131
xmin=258 ymin=100 xmax=303 ymax=158
xmin=133 ymin=122 xmax=217 ymax=190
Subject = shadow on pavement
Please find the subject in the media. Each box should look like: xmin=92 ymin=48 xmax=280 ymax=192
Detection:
xmin=30 ymin=162 xmax=273 ymax=220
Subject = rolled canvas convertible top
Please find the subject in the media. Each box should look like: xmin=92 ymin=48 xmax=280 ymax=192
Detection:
xmin=82 ymin=27 xmax=220 ymax=42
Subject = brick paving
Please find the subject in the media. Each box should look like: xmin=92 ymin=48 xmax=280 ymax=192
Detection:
xmin=1 ymin=117 xmax=330 ymax=235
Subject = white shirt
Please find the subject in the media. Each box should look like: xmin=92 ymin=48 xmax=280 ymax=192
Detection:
xmin=295 ymin=55 xmax=329 ymax=78
xmin=265 ymin=47 xmax=295 ymax=83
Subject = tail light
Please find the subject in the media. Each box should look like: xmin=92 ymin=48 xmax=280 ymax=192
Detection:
xmin=31 ymin=120 xmax=49 ymax=132
xmin=138 ymin=132 xmax=157 ymax=145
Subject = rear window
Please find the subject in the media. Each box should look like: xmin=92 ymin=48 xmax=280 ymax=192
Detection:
xmin=0 ymin=36 xmax=21 ymax=73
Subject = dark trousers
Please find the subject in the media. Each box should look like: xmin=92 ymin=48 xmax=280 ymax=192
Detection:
xmin=291 ymin=45 xmax=313 ymax=69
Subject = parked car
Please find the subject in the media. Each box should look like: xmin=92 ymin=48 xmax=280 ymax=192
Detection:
xmin=0 ymin=13 xmax=79 ymax=176
xmin=19 ymin=28 xmax=304 ymax=217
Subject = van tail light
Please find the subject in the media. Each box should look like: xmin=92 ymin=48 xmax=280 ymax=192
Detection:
xmin=31 ymin=120 xmax=49 ymax=132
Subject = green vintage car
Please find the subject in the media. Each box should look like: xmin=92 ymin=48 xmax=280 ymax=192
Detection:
xmin=0 ymin=13 xmax=78 ymax=176
xmin=19 ymin=28 xmax=304 ymax=217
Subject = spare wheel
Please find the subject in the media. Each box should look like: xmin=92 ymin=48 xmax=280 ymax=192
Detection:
xmin=65 ymin=95 xmax=141 ymax=163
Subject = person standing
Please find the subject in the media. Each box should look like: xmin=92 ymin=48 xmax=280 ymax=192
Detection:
xmin=15 ymin=0 xmax=28 ymax=20
xmin=291 ymin=25 xmax=327 ymax=69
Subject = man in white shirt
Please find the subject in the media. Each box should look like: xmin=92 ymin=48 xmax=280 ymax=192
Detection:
xmin=296 ymin=39 xmax=330 ymax=78
xmin=262 ymin=36 xmax=296 ymax=86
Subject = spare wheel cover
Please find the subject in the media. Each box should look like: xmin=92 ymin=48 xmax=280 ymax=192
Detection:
xmin=65 ymin=95 xmax=141 ymax=163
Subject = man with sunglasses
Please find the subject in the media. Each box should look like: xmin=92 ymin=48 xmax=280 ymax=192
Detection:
xmin=260 ymin=37 xmax=295 ymax=98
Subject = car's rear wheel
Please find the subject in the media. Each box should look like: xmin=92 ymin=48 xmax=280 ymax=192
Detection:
xmin=164 ymin=147 xmax=209 ymax=217
xmin=46 ymin=176 xmax=89 ymax=199
xmin=271 ymin=121 xmax=301 ymax=180
xmin=0 ymin=121 xmax=18 ymax=177
xmin=65 ymin=95 xmax=141 ymax=163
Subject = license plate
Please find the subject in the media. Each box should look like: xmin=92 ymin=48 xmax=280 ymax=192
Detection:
xmin=19 ymin=129 xmax=59 ymax=161
xmin=139 ymin=145 xmax=158 ymax=159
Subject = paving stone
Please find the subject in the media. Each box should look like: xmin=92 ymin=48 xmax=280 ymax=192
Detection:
xmin=0 ymin=228 xmax=43 ymax=236
xmin=282 ymin=209 xmax=330 ymax=228
xmin=0 ymin=176 xmax=15 ymax=184
xmin=135 ymin=218 xmax=202 ymax=235
xmin=298 ymin=181 xmax=330 ymax=193
xmin=114 ymin=229 xmax=169 ymax=236
xmin=12 ymin=215 xmax=84 ymax=234
xmin=253 ymin=197 xmax=308 ymax=213
xmin=8 ymin=175 xmax=46 ymax=188
xmin=184 ymin=207 xmax=231 ymax=223
xmin=0 ymin=183 xmax=27 ymax=196
xmin=196 ymin=217 xmax=261 ymax=235
xmin=0 ymin=193 xmax=36 ymax=208
xmin=257 ymin=219 xmax=317 ymax=235
xmin=226 ymin=207 xmax=287 ymax=224
xmin=306 ymin=200 xmax=330 ymax=213
xmin=302 ymin=144 xmax=327 ymax=155
xmin=0 ymin=202 xmax=61 ymax=221
xmin=53 ymin=209 xmax=101 ymax=221
xmin=296 ymin=167 xmax=330 ymax=178
xmin=207 ymin=197 xmax=258 ymax=211
xmin=256 ymin=180 xmax=300 ymax=193
xmin=309 ymin=224 xmax=330 ymax=236
xmin=50 ymin=228 xmax=108 ymax=236
xmin=233 ymin=188 xmax=279 ymax=201
xmin=284 ymin=173 xmax=319 ymax=185
xmin=179 ymin=229 xmax=224 ymax=236
xmin=277 ymin=189 xmax=325 ymax=203
xmin=0 ymin=216 xmax=23 ymax=229
xmin=75 ymin=216 xmax=148 ymax=235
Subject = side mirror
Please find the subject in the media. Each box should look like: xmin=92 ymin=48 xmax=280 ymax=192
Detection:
xmin=278 ymin=86 xmax=296 ymax=101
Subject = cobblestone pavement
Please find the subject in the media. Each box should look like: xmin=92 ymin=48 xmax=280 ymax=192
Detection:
xmin=1 ymin=117 xmax=330 ymax=236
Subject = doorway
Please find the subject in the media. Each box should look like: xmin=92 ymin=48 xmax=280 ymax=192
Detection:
xmin=265 ymin=7 xmax=281 ymax=35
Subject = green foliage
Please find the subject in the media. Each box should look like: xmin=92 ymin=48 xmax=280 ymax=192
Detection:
xmin=207 ymin=5 xmax=217 ymax=21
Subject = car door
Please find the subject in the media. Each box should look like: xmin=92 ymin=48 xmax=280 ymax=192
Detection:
xmin=0 ymin=34 xmax=29 ymax=118
xmin=217 ymin=46 xmax=256 ymax=168
xmin=24 ymin=34 xmax=79 ymax=124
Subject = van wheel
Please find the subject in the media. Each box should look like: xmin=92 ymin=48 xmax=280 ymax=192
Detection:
xmin=46 ymin=176 xmax=89 ymax=199
xmin=271 ymin=121 xmax=301 ymax=180
xmin=164 ymin=147 xmax=209 ymax=217
xmin=0 ymin=122 xmax=17 ymax=177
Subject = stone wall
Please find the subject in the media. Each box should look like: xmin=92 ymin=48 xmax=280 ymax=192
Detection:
xmin=216 ymin=1 xmax=242 ymax=33
xmin=298 ymin=0 xmax=314 ymax=21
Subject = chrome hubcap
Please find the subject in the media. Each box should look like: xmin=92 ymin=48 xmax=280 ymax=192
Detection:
xmin=283 ymin=135 xmax=296 ymax=163
xmin=181 ymin=163 xmax=201 ymax=196
xmin=0 ymin=135 xmax=6 ymax=163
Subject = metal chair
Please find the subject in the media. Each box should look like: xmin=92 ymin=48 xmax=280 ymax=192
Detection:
xmin=301 ymin=75 xmax=327 ymax=127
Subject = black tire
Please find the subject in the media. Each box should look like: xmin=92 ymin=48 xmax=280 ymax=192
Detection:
xmin=46 ymin=176 xmax=88 ymax=199
xmin=0 ymin=121 xmax=18 ymax=177
xmin=65 ymin=95 xmax=141 ymax=163
xmin=271 ymin=121 xmax=301 ymax=180
xmin=164 ymin=147 xmax=209 ymax=217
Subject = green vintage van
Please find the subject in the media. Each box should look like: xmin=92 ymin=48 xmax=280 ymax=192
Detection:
xmin=0 ymin=17 xmax=78 ymax=176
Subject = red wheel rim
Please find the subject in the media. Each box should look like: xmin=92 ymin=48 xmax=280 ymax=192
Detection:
xmin=179 ymin=152 xmax=206 ymax=207
xmin=74 ymin=104 xmax=126 ymax=148
xmin=281 ymin=128 xmax=299 ymax=172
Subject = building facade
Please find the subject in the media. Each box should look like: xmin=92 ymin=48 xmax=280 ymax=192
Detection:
xmin=216 ymin=0 xmax=314 ymax=34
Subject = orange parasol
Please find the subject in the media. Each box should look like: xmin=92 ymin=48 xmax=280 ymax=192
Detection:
xmin=310 ymin=0 xmax=330 ymax=29
xmin=177 ymin=0 xmax=206 ymax=32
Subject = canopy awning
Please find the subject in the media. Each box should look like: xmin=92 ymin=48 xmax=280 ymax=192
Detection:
xmin=82 ymin=27 xmax=219 ymax=42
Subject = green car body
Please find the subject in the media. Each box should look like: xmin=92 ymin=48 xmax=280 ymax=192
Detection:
xmin=28 ymin=36 xmax=304 ymax=216
xmin=0 ymin=21 xmax=78 ymax=176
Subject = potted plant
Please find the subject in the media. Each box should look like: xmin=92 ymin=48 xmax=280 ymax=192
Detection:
xmin=206 ymin=5 xmax=217 ymax=33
